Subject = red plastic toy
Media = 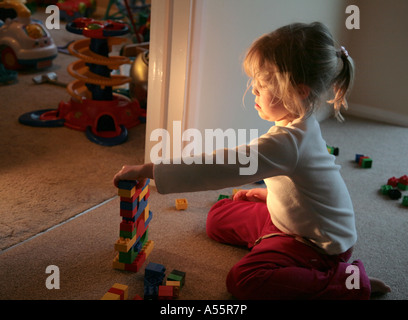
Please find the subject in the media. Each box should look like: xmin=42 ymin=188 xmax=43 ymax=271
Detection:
xmin=19 ymin=18 xmax=145 ymax=146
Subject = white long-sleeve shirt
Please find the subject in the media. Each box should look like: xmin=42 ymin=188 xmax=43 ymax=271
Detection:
xmin=153 ymin=115 xmax=357 ymax=255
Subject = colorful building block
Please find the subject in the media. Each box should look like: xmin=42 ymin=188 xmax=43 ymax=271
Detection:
xmin=144 ymin=262 xmax=166 ymax=300
xmin=166 ymin=280 xmax=181 ymax=298
xmin=217 ymin=194 xmax=229 ymax=201
xmin=355 ymin=154 xmax=372 ymax=168
xmin=402 ymin=196 xmax=408 ymax=207
xmin=327 ymin=145 xmax=339 ymax=156
xmin=175 ymin=198 xmax=188 ymax=210
xmin=158 ymin=285 xmax=174 ymax=300
xmin=101 ymin=283 xmax=129 ymax=300
xmin=145 ymin=262 xmax=166 ymax=278
xmin=355 ymin=154 xmax=364 ymax=163
xmin=387 ymin=177 xmax=399 ymax=187
xmin=118 ymin=180 xmax=137 ymax=190
xmin=398 ymin=175 xmax=408 ymax=190
xmin=388 ymin=189 xmax=402 ymax=200
xmin=380 ymin=185 xmax=392 ymax=195
xmin=167 ymin=269 xmax=186 ymax=288
xmin=361 ymin=157 xmax=372 ymax=168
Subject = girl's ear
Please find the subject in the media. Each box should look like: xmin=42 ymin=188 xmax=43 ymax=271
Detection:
xmin=297 ymin=84 xmax=310 ymax=100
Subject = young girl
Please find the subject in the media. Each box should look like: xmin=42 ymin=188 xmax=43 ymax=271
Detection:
xmin=113 ymin=22 xmax=390 ymax=299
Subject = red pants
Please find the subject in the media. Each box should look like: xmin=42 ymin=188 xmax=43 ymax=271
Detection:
xmin=206 ymin=199 xmax=371 ymax=300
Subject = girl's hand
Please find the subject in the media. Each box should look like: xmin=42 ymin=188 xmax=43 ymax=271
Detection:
xmin=113 ymin=163 xmax=153 ymax=189
xmin=233 ymin=188 xmax=267 ymax=203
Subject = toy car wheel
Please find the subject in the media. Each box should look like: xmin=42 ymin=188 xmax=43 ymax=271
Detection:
xmin=85 ymin=125 xmax=128 ymax=146
xmin=0 ymin=46 xmax=22 ymax=70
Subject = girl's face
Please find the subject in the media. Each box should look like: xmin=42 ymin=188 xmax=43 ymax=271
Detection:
xmin=251 ymin=80 xmax=293 ymax=126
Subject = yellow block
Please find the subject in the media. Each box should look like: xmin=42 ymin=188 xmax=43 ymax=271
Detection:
xmin=144 ymin=203 xmax=150 ymax=222
xmin=101 ymin=283 xmax=129 ymax=300
xmin=139 ymin=185 xmax=149 ymax=201
xmin=112 ymin=254 xmax=125 ymax=270
xmin=166 ymin=280 xmax=181 ymax=297
xmin=175 ymin=198 xmax=188 ymax=210
xmin=112 ymin=283 xmax=129 ymax=300
xmin=101 ymin=292 xmax=121 ymax=300
xmin=118 ymin=187 xmax=135 ymax=198
xmin=143 ymin=240 xmax=154 ymax=258
xmin=114 ymin=235 xmax=137 ymax=253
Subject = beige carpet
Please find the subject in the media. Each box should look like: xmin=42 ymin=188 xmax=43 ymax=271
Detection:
xmin=0 ymin=186 xmax=249 ymax=300
xmin=0 ymin=9 xmax=143 ymax=252
xmin=1 ymin=115 xmax=407 ymax=300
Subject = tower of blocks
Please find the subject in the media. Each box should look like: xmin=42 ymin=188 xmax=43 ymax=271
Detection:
xmin=113 ymin=179 xmax=154 ymax=272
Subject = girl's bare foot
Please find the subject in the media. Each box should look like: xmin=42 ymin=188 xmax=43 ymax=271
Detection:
xmin=370 ymin=277 xmax=391 ymax=296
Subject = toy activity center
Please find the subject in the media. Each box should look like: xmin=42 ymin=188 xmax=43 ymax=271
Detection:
xmin=2 ymin=0 xmax=149 ymax=146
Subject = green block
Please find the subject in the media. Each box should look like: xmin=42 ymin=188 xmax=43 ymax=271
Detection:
xmin=120 ymin=229 xmax=136 ymax=239
xmin=168 ymin=269 xmax=186 ymax=288
xmin=380 ymin=185 xmax=392 ymax=195
xmin=119 ymin=247 xmax=139 ymax=264
xmin=397 ymin=183 xmax=408 ymax=191
xmin=140 ymin=229 xmax=148 ymax=247
xmin=218 ymin=195 xmax=229 ymax=201
xmin=361 ymin=158 xmax=372 ymax=168
xmin=402 ymin=196 xmax=408 ymax=207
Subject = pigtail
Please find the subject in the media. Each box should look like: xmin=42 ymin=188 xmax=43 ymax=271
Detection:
xmin=328 ymin=47 xmax=355 ymax=121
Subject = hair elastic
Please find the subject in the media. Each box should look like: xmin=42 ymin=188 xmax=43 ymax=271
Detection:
xmin=338 ymin=46 xmax=349 ymax=59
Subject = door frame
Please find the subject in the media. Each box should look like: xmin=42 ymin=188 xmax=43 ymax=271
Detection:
xmin=144 ymin=0 xmax=195 ymax=163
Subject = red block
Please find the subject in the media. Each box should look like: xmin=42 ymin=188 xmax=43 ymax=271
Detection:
xmin=158 ymin=285 xmax=174 ymax=300
xmin=358 ymin=156 xmax=369 ymax=166
xmin=388 ymin=177 xmax=399 ymax=187
xmin=399 ymin=175 xmax=408 ymax=185
xmin=136 ymin=214 xmax=147 ymax=239
xmin=108 ymin=287 xmax=126 ymax=300
xmin=124 ymin=251 xmax=146 ymax=272
xmin=120 ymin=220 xmax=136 ymax=232
xmin=144 ymin=189 xmax=150 ymax=200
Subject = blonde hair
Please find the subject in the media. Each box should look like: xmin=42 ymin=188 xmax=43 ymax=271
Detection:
xmin=243 ymin=22 xmax=355 ymax=121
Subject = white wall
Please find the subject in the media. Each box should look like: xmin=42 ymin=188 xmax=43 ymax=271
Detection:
xmin=343 ymin=0 xmax=408 ymax=126
xmin=185 ymin=0 xmax=348 ymax=138
xmin=145 ymin=0 xmax=349 ymax=163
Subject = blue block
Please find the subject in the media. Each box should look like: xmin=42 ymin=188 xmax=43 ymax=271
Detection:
xmin=144 ymin=284 xmax=158 ymax=300
xmin=120 ymin=197 xmax=140 ymax=211
xmin=121 ymin=198 xmax=148 ymax=223
xmin=120 ymin=195 xmax=148 ymax=213
xmin=355 ymin=154 xmax=364 ymax=163
xmin=145 ymin=262 xmax=166 ymax=278
xmin=118 ymin=180 xmax=137 ymax=190
xmin=145 ymin=211 xmax=153 ymax=228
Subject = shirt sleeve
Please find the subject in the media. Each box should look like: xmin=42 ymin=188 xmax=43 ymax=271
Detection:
xmin=153 ymin=126 xmax=299 ymax=194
